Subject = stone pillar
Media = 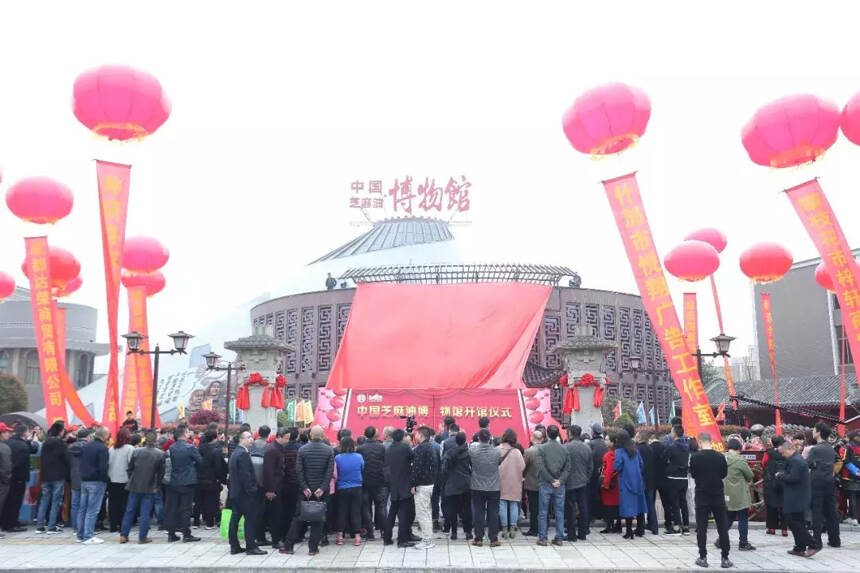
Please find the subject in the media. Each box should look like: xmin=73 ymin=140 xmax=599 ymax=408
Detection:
xmin=553 ymin=325 xmax=617 ymax=434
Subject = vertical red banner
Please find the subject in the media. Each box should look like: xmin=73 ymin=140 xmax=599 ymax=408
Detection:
xmin=683 ymin=293 xmax=698 ymax=353
xmin=123 ymin=285 xmax=156 ymax=426
xmin=603 ymin=173 xmax=723 ymax=449
xmin=760 ymin=293 xmax=781 ymax=434
xmin=53 ymin=303 xmax=95 ymax=426
xmin=786 ymin=179 xmax=860 ymax=392
xmin=96 ymin=160 xmax=131 ymax=434
xmin=24 ymin=237 xmax=65 ymax=423
xmin=709 ymin=276 xmax=738 ymax=405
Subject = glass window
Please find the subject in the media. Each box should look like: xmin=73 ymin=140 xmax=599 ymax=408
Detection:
xmin=25 ymin=351 xmax=40 ymax=385
xmin=0 ymin=351 xmax=9 ymax=373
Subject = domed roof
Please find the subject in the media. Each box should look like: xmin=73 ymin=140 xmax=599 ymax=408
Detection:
xmin=310 ymin=217 xmax=454 ymax=263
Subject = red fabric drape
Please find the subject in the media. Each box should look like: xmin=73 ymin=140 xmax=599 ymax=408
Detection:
xmin=236 ymin=385 xmax=250 ymax=410
xmin=563 ymin=374 xmax=605 ymax=413
xmin=327 ymin=282 xmax=551 ymax=391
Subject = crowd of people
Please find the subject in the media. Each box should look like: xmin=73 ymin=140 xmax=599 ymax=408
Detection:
xmin=0 ymin=409 xmax=858 ymax=569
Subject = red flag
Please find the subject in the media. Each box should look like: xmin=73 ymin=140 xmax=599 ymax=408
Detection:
xmin=761 ymin=293 xmax=782 ymax=434
xmin=715 ymin=400 xmax=726 ymax=423
xmin=96 ymin=161 xmax=131 ymax=435
xmin=25 ymin=237 xmax=66 ymax=423
xmin=613 ymin=400 xmax=622 ymax=421
xmin=602 ymin=173 xmax=723 ymax=450
xmin=785 ymin=179 xmax=860 ymax=393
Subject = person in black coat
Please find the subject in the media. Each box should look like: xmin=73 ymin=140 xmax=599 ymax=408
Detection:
xmin=384 ymin=429 xmax=415 ymax=547
xmin=587 ymin=424 xmax=608 ymax=527
xmin=36 ymin=421 xmax=70 ymax=532
xmin=1 ymin=425 xmax=38 ymax=532
xmin=634 ymin=431 xmax=657 ymax=536
xmin=357 ymin=425 xmax=387 ymax=538
xmin=195 ymin=430 xmax=226 ymax=529
xmin=281 ymin=428 xmax=302 ymax=532
xmin=227 ymin=430 xmax=266 ymax=555
xmin=262 ymin=428 xmax=289 ymax=549
xmin=762 ymin=435 xmax=787 ymax=534
xmin=776 ymin=441 xmax=816 ymax=557
xmin=441 ymin=431 xmax=472 ymax=540
xmin=282 ymin=425 xmax=334 ymax=556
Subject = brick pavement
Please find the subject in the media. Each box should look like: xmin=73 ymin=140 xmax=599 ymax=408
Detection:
xmin=0 ymin=524 xmax=858 ymax=572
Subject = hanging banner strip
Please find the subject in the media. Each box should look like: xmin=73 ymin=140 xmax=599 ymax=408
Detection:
xmin=761 ymin=293 xmax=782 ymax=434
xmin=785 ymin=178 xmax=860 ymax=391
xmin=683 ymin=293 xmax=698 ymax=354
xmin=96 ymin=160 xmax=131 ymax=434
xmin=602 ymin=173 xmax=723 ymax=450
xmin=25 ymin=237 xmax=66 ymax=423
xmin=709 ymin=275 xmax=737 ymax=404
xmin=52 ymin=302 xmax=95 ymax=426
xmin=126 ymin=286 xmax=156 ymax=426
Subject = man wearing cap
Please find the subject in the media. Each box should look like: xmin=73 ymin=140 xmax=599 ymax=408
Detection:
xmin=587 ymin=423 xmax=607 ymax=531
xmin=0 ymin=424 xmax=37 ymax=532
xmin=0 ymin=423 xmax=12 ymax=538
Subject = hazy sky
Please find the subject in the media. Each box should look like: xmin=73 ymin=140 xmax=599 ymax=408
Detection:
xmin=2 ymin=1 xmax=860 ymax=373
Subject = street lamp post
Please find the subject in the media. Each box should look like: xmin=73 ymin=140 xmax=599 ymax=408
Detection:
xmin=691 ymin=332 xmax=735 ymax=423
xmin=122 ymin=330 xmax=193 ymax=429
xmin=203 ymin=352 xmax=245 ymax=436
xmin=628 ymin=355 xmax=668 ymax=432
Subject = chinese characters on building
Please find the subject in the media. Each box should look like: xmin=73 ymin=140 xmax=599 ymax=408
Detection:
xmin=349 ymin=176 xmax=471 ymax=215
xmin=603 ymin=173 xmax=723 ymax=450
xmin=354 ymin=404 xmax=513 ymax=419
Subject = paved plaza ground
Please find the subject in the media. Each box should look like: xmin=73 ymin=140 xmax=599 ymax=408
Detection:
xmin=0 ymin=523 xmax=858 ymax=573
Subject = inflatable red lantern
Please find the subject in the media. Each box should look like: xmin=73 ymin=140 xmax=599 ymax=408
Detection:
xmin=664 ymin=240 xmax=720 ymax=282
xmin=122 ymin=236 xmax=169 ymax=273
xmin=741 ymin=94 xmax=840 ymax=168
xmin=121 ymin=271 xmax=165 ymax=297
xmin=684 ymin=228 xmax=727 ymax=254
xmin=840 ymin=91 xmax=860 ymax=146
xmin=739 ymin=242 xmax=793 ymax=283
xmin=562 ymin=83 xmax=651 ymax=155
xmin=57 ymin=276 xmax=82 ymax=298
xmin=815 ymin=262 xmax=834 ymax=291
xmin=73 ymin=65 xmax=171 ymax=141
xmin=21 ymin=246 xmax=81 ymax=291
xmin=5 ymin=177 xmax=73 ymax=224
xmin=0 ymin=271 xmax=15 ymax=301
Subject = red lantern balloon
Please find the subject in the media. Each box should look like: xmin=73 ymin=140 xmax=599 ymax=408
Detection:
xmin=841 ymin=91 xmax=860 ymax=146
xmin=815 ymin=262 xmax=834 ymax=291
xmin=0 ymin=271 xmax=15 ymax=301
xmin=121 ymin=271 xmax=165 ymax=297
xmin=741 ymin=94 xmax=840 ymax=168
xmin=684 ymin=228 xmax=727 ymax=254
xmin=122 ymin=236 xmax=169 ymax=273
xmin=562 ymin=83 xmax=651 ymax=155
xmin=5 ymin=177 xmax=73 ymax=224
xmin=21 ymin=246 xmax=81 ymax=291
xmin=739 ymin=242 xmax=793 ymax=283
xmin=57 ymin=275 xmax=82 ymax=298
xmin=664 ymin=240 xmax=720 ymax=282
xmin=72 ymin=65 xmax=171 ymax=141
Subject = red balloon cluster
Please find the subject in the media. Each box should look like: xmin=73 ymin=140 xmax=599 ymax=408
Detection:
xmin=121 ymin=270 xmax=165 ymax=297
xmin=664 ymin=240 xmax=720 ymax=282
xmin=562 ymin=83 xmax=651 ymax=155
xmin=73 ymin=65 xmax=171 ymax=141
xmin=739 ymin=242 xmax=793 ymax=283
xmin=0 ymin=271 xmax=15 ymax=301
xmin=21 ymin=246 xmax=81 ymax=292
xmin=741 ymin=94 xmax=840 ymax=168
xmin=5 ymin=177 xmax=73 ymax=224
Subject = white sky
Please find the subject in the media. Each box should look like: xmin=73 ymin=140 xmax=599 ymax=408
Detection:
xmin=2 ymin=0 xmax=860 ymax=376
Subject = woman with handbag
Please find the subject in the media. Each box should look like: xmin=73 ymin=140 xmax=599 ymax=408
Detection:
xmin=599 ymin=433 xmax=621 ymax=533
xmin=334 ymin=437 xmax=365 ymax=546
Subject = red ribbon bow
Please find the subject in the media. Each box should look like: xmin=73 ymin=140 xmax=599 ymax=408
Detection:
xmin=562 ymin=373 xmax=605 ymax=414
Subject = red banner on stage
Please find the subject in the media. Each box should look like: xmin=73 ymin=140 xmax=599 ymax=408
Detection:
xmin=25 ymin=237 xmax=65 ymax=423
xmin=327 ymin=282 xmax=550 ymax=391
xmin=761 ymin=293 xmax=782 ymax=434
xmin=786 ymin=179 xmax=860 ymax=392
xmin=314 ymin=388 xmax=530 ymax=443
xmin=603 ymin=173 xmax=722 ymax=450
xmin=53 ymin=303 xmax=95 ymax=426
xmin=97 ymin=160 xmax=131 ymax=434
xmin=683 ymin=293 xmax=698 ymax=353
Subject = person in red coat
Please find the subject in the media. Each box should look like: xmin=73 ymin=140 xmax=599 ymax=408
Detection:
xmin=599 ymin=433 xmax=621 ymax=533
